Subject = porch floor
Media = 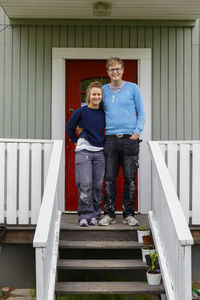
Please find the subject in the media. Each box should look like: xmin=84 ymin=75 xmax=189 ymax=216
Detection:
xmin=61 ymin=213 xmax=149 ymax=230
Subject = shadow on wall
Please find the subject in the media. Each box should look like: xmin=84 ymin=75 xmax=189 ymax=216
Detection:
xmin=0 ymin=244 xmax=35 ymax=288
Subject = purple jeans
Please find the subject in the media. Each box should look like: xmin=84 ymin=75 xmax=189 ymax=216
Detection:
xmin=75 ymin=149 xmax=105 ymax=222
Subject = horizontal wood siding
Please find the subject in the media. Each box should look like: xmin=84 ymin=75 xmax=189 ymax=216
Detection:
xmin=0 ymin=8 xmax=199 ymax=140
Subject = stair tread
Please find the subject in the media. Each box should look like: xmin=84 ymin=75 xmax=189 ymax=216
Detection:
xmin=55 ymin=281 xmax=165 ymax=294
xmin=59 ymin=240 xmax=142 ymax=249
xmin=57 ymin=259 xmax=146 ymax=269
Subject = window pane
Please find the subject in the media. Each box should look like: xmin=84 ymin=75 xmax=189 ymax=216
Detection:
xmin=81 ymin=93 xmax=86 ymax=103
xmin=96 ymin=77 xmax=109 ymax=85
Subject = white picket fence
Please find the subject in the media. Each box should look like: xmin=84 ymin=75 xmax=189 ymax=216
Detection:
xmin=159 ymin=141 xmax=200 ymax=225
xmin=149 ymin=141 xmax=194 ymax=300
xmin=0 ymin=139 xmax=55 ymax=225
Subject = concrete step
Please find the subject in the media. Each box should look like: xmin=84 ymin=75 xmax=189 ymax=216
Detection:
xmin=55 ymin=281 xmax=165 ymax=295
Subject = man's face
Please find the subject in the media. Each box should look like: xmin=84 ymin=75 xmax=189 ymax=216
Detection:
xmin=107 ymin=64 xmax=124 ymax=82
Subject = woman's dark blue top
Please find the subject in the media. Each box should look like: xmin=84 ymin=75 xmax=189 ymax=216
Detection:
xmin=66 ymin=105 xmax=105 ymax=147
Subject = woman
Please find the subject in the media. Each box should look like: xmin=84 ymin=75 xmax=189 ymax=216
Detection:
xmin=66 ymin=81 xmax=105 ymax=227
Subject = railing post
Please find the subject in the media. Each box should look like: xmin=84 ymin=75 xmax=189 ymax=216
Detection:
xmin=178 ymin=246 xmax=192 ymax=299
xmin=35 ymin=247 xmax=46 ymax=300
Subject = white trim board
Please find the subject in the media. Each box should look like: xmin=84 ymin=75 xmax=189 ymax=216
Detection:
xmin=52 ymin=48 xmax=152 ymax=213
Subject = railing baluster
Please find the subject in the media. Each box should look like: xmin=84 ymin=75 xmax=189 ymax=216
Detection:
xmin=0 ymin=143 xmax=5 ymax=223
xmin=19 ymin=143 xmax=30 ymax=224
xmin=179 ymin=144 xmax=190 ymax=224
xmin=31 ymin=143 xmax=42 ymax=224
xmin=192 ymin=143 xmax=200 ymax=224
xmin=7 ymin=143 xmax=17 ymax=224
xmin=43 ymin=143 xmax=53 ymax=190
xmin=167 ymin=143 xmax=178 ymax=192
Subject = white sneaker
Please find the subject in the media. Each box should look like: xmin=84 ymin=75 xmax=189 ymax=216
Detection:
xmin=123 ymin=216 xmax=139 ymax=226
xmin=99 ymin=215 xmax=116 ymax=226
xmin=79 ymin=219 xmax=88 ymax=227
xmin=89 ymin=218 xmax=98 ymax=226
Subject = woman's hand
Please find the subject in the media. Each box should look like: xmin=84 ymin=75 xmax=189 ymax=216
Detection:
xmin=76 ymin=126 xmax=83 ymax=135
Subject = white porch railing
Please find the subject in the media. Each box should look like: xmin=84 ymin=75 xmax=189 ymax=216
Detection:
xmin=33 ymin=140 xmax=63 ymax=300
xmin=158 ymin=141 xmax=200 ymax=225
xmin=149 ymin=141 xmax=194 ymax=300
xmin=0 ymin=139 xmax=54 ymax=225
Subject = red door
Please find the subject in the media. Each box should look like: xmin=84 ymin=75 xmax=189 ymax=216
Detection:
xmin=65 ymin=60 xmax=138 ymax=211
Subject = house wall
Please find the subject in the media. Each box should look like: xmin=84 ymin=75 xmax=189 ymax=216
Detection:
xmin=0 ymin=244 xmax=35 ymax=288
xmin=0 ymin=7 xmax=200 ymax=141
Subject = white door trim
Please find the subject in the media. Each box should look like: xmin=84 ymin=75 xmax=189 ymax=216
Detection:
xmin=52 ymin=48 xmax=152 ymax=213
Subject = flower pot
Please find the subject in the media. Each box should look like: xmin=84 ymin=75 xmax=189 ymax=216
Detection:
xmin=146 ymin=271 xmax=161 ymax=285
xmin=142 ymin=235 xmax=153 ymax=245
xmin=141 ymin=248 xmax=155 ymax=263
xmin=137 ymin=229 xmax=150 ymax=243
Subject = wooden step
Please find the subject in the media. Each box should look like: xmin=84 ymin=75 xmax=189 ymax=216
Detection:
xmin=55 ymin=281 xmax=165 ymax=294
xmin=57 ymin=259 xmax=146 ymax=270
xmin=59 ymin=240 xmax=142 ymax=249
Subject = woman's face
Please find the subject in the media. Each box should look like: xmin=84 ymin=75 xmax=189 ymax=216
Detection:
xmin=88 ymin=87 xmax=103 ymax=108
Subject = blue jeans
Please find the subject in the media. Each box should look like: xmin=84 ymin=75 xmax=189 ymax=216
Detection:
xmin=75 ymin=149 xmax=105 ymax=222
xmin=103 ymin=135 xmax=139 ymax=218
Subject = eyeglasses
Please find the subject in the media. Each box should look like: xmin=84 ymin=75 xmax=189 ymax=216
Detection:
xmin=108 ymin=67 xmax=123 ymax=72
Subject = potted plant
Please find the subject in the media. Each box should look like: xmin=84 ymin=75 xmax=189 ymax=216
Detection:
xmin=137 ymin=226 xmax=150 ymax=243
xmin=141 ymin=245 xmax=155 ymax=263
xmin=142 ymin=232 xmax=153 ymax=245
xmin=146 ymin=249 xmax=161 ymax=285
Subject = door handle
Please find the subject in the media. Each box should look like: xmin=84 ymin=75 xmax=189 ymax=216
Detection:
xmin=69 ymin=108 xmax=74 ymax=112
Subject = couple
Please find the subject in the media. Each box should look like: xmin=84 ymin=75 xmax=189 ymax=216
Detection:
xmin=66 ymin=57 xmax=146 ymax=227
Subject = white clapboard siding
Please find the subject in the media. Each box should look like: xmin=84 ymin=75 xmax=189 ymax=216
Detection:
xmin=31 ymin=143 xmax=42 ymax=224
xmin=19 ymin=143 xmax=30 ymax=224
xmin=0 ymin=143 xmax=5 ymax=223
xmin=192 ymin=144 xmax=200 ymax=224
xmin=167 ymin=143 xmax=178 ymax=192
xmin=179 ymin=144 xmax=190 ymax=223
xmin=7 ymin=143 xmax=17 ymax=224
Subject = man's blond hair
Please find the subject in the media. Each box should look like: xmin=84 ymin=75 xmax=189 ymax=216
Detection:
xmin=106 ymin=57 xmax=124 ymax=70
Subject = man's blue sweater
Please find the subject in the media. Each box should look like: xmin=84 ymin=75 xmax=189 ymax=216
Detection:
xmin=102 ymin=81 xmax=145 ymax=136
xmin=66 ymin=106 xmax=105 ymax=147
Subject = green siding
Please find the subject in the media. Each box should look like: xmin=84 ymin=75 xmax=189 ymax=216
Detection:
xmin=0 ymin=8 xmax=199 ymax=140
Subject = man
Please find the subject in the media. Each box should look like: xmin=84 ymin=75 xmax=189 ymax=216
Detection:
xmin=99 ymin=57 xmax=145 ymax=226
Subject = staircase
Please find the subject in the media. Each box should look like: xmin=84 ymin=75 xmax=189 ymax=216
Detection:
xmin=55 ymin=214 xmax=165 ymax=296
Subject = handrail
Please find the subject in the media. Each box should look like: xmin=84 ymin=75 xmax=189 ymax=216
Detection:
xmin=149 ymin=141 xmax=193 ymax=245
xmin=148 ymin=141 xmax=193 ymax=300
xmin=33 ymin=140 xmax=63 ymax=246
xmin=33 ymin=140 xmax=63 ymax=300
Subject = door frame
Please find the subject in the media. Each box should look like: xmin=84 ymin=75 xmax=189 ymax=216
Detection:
xmin=52 ymin=48 xmax=152 ymax=213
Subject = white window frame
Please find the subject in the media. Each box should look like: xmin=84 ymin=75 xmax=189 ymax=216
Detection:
xmin=52 ymin=48 xmax=152 ymax=213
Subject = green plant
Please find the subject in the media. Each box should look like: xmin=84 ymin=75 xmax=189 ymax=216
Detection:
xmin=147 ymin=249 xmax=159 ymax=273
xmin=139 ymin=226 xmax=149 ymax=231
xmin=29 ymin=287 xmax=36 ymax=299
